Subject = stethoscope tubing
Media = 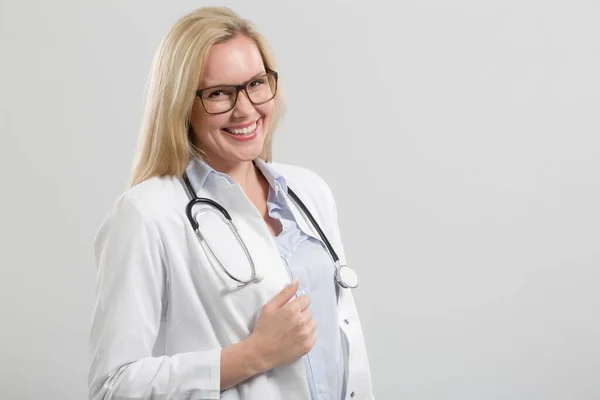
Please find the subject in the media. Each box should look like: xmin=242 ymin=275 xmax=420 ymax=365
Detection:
xmin=181 ymin=169 xmax=358 ymax=289
xmin=286 ymin=187 xmax=341 ymax=264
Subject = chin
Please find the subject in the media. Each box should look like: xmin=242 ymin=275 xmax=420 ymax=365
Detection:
xmin=233 ymin=146 xmax=265 ymax=162
xmin=232 ymin=131 xmax=268 ymax=161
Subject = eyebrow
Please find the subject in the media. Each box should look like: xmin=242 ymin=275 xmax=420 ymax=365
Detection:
xmin=199 ymin=71 xmax=267 ymax=90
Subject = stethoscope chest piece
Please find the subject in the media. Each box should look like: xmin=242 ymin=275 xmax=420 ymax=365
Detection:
xmin=336 ymin=264 xmax=359 ymax=289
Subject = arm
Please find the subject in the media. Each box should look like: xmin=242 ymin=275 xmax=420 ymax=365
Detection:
xmin=89 ymin=193 xmax=313 ymax=399
xmin=220 ymin=339 xmax=267 ymax=390
xmin=89 ymin=194 xmax=261 ymax=399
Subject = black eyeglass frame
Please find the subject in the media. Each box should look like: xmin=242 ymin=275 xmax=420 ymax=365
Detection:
xmin=195 ymin=70 xmax=279 ymax=115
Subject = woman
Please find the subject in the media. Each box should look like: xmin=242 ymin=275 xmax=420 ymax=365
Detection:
xmin=89 ymin=7 xmax=373 ymax=400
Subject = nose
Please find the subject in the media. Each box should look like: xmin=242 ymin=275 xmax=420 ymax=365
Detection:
xmin=232 ymin=90 xmax=256 ymax=117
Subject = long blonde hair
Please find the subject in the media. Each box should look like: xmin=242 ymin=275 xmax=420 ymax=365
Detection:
xmin=129 ymin=7 xmax=285 ymax=187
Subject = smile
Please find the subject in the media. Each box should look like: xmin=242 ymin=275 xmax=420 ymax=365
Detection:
xmin=222 ymin=119 xmax=261 ymax=141
xmin=223 ymin=120 xmax=258 ymax=136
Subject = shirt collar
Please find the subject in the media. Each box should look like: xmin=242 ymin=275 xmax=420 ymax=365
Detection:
xmin=184 ymin=157 xmax=235 ymax=192
xmin=253 ymin=158 xmax=288 ymax=194
xmin=184 ymin=157 xmax=287 ymax=193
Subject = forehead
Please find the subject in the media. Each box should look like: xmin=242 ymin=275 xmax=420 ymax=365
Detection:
xmin=200 ymin=35 xmax=266 ymax=87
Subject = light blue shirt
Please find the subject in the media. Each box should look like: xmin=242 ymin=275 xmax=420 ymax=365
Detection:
xmin=255 ymin=160 xmax=346 ymax=400
xmin=202 ymin=159 xmax=346 ymax=399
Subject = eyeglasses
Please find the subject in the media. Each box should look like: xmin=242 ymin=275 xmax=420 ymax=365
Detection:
xmin=195 ymin=70 xmax=278 ymax=115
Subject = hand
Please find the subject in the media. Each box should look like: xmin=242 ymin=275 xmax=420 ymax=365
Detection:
xmin=247 ymin=280 xmax=317 ymax=371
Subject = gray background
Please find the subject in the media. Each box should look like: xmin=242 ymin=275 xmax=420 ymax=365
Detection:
xmin=1 ymin=0 xmax=599 ymax=399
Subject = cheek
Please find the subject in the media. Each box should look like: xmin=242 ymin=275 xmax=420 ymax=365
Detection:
xmin=190 ymin=105 xmax=227 ymax=140
xmin=259 ymin=102 xmax=275 ymax=122
xmin=190 ymin=104 xmax=205 ymax=134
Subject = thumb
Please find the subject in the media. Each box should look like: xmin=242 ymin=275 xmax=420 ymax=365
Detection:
xmin=268 ymin=279 xmax=299 ymax=308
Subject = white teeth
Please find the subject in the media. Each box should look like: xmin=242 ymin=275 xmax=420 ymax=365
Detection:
xmin=226 ymin=121 xmax=257 ymax=135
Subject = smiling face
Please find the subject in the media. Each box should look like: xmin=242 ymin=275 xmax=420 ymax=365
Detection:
xmin=189 ymin=35 xmax=275 ymax=170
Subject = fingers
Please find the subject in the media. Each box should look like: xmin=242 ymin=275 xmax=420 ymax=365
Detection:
xmin=306 ymin=314 xmax=317 ymax=332
xmin=301 ymin=322 xmax=318 ymax=354
xmin=288 ymin=294 xmax=311 ymax=313
xmin=301 ymin=309 xmax=313 ymax=323
xmin=267 ymin=279 xmax=299 ymax=309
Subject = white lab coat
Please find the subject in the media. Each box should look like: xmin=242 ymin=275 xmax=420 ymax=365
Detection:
xmin=89 ymin=159 xmax=374 ymax=399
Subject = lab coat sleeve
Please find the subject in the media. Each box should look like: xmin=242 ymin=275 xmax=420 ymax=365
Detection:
xmin=88 ymin=193 xmax=221 ymax=400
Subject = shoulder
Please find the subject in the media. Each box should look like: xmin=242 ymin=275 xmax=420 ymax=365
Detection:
xmin=95 ymin=175 xmax=184 ymax=240
xmin=124 ymin=175 xmax=183 ymax=216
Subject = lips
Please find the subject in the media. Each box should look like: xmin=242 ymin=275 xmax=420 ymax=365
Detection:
xmin=223 ymin=120 xmax=258 ymax=135
xmin=221 ymin=118 xmax=261 ymax=141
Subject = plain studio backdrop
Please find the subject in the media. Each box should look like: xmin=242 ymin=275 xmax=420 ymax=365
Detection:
xmin=1 ymin=0 xmax=599 ymax=399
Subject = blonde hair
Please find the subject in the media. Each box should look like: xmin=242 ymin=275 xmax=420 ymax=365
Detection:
xmin=129 ymin=7 xmax=285 ymax=187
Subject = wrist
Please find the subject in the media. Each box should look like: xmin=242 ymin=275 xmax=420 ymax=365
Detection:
xmin=242 ymin=335 xmax=272 ymax=375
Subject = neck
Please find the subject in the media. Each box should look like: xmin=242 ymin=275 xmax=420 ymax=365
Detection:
xmin=203 ymin=156 xmax=270 ymax=217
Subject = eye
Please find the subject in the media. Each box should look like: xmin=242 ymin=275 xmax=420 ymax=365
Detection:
xmin=204 ymin=87 xmax=236 ymax=102
xmin=207 ymin=89 xmax=226 ymax=98
xmin=249 ymin=78 xmax=266 ymax=88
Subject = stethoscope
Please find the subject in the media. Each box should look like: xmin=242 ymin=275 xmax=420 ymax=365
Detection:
xmin=181 ymin=170 xmax=359 ymax=289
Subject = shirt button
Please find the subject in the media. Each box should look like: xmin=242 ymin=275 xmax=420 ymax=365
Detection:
xmin=350 ymin=392 xmax=355 ymax=398
xmin=344 ymin=318 xmax=350 ymax=324
xmin=298 ymin=290 xmax=307 ymax=297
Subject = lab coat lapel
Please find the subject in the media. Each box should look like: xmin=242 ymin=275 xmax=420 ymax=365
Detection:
xmin=286 ymin=194 xmax=321 ymax=239
xmin=278 ymin=178 xmax=326 ymax=246
xmin=254 ymin=159 xmax=324 ymax=244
